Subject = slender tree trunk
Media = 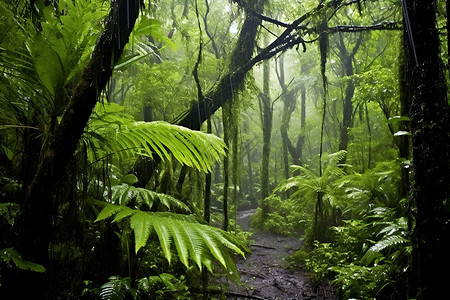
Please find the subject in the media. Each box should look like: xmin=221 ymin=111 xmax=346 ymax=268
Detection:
xmin=398 ymin=35 xmax=411 ymax=200
xmin=222 ymin=104 xmax=230 ymax=231
xmin=336 ymin=33 xmax=361 ymax=162
xmin=403 ymin=0 xmax=450 ymax=298
xmin=231 ymin=118 xmax=239 ymax=229
xmin=260 ymin=41 xmax=272 ymax=217
xmin=246 ymin=140 xmax=255 ymax=206
xmin=314 ymin=19 xmax=328 ymax=245
xmin=278 ymin=56 xmax=290 ymax=180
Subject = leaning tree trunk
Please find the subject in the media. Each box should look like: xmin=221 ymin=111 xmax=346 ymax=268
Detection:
xmin=403 ymin=0 xmax=450 ymax=298
xmin=176 ymin=0 xmax=265 ymax=130
xmin=8 ymin=1 xmax=143 ymax=298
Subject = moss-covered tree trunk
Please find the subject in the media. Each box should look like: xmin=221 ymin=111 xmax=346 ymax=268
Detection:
xmin=403 ymin=0 xmax=450 ymax=298
xmin=177 ymin=0 xmax=265 ymax=130
xmin=335 ymin=33 xmax=362 ymax=163
xmin=6 ymin=1 xmax=142 ymax=298
xmin=260 ymin=44 xmax=272 ymax=218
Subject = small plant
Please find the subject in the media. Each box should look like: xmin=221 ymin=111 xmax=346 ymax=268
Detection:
xmin=250 ymin=195 xmax=304 ymax=236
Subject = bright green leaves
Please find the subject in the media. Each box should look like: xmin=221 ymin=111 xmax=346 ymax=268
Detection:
xmin=95 ymin=203 xmax=247 ymax=278
xmin=31 ymin=35 xmax=65 ymax=97
xmin=132 ymin=17 xmax=177 ymax=50
xmin=27 ymin=0 xmax=110 ymax=98
xmin=129 ymin=210 xmax=153 ymax=252
xmin=108 ymin=183 xmax=191 ymax=212
xmin=86 ymin=103 xmax=226 ymax=172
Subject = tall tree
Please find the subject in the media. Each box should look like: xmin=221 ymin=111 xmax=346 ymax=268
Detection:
xmin=7 ymin=1 xmax=143 ymax=297
xmin=402 ymin=0 xmax=450 ymax=298
xmin=335 ymin=32 xmax=363 ymax=162
xmin=259 ymin=33 xmax=272 ymax=217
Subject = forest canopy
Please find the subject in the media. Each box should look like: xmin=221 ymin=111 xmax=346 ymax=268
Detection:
xmin=0 ymin=0 xmax=449 ymax=299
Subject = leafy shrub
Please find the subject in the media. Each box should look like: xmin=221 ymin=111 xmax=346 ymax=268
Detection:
xmin=250 ymin=195 xmax=304 ymax=236
xmin=306 ymin=210 xmax=411 ymax=299
xmin=329 ymin=263 xmax=387 ymax=299
xmin=285 ymin=249 xmax=309 ymax=268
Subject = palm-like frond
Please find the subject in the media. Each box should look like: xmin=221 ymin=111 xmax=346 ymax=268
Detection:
xmin=361 ymin=216 xmax=409 ymax=266
xmin=86 ymin=103 xmax=226 ymax=172
xmin=107 ymin=183 xmax=190 ymax=213
xmin=95 ymin=202 xmax=248 ymax=279
xmin=1 ymin=248 xmax=46 ymax=272
xmin=99 ymin=276 xmax=133 ymax=300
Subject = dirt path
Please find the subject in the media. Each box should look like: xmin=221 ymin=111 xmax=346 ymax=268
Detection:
xmin=223 ymin=209 xmax=336 ymax=300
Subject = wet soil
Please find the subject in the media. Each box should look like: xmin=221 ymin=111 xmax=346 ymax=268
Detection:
xmin=222 ymin=209 xmax=337 ymax=300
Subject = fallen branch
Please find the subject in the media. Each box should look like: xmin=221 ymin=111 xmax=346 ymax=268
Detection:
xmin=253 ymin=244 xmax=276 ymax=249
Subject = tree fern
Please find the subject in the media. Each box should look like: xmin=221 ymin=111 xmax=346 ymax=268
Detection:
xmin=95 ymin=202 xmax=248 ymax=280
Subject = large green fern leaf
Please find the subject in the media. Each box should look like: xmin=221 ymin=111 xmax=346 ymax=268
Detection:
xmin=86 ymin=103 xmax=226 ymax=172
xmin=95 ymin=203 xmax=248 ymax=276
xmin=107 ymin=183 xmax=190 ymax=213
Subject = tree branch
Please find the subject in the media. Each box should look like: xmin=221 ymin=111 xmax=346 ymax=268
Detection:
xmin=329 ymin=22 xmax=401 ymax=33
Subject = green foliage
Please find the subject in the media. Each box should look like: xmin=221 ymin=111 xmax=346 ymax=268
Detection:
xmin=86 ymin=103 xmax=226 ymax=172
xmin=250 ymin=195 xmax=304 ymax=236
xmin=137 ymin=273 xmax=190 ymax=299
xmin=28 ymin=0 xmax=109 ymax=96
xmin=107 ymin=183 xmax=191 ymax=213
xmin=0 ymin=248 xmax=46 ymax=273
xmin=335 ymin=160 xmax=403 ymax=215
xmin=273 ymin=151 xmax=349 ymax=242
xmin=329 ymin=263 xmax=386 ymax=299
xmin=83 ymin=273 xmax=190 ymax=300
xmin=95 ymin=202 xmax=247 ymax=280
xmin=305 ymin=207 xmax=410 ymax=298
xmin=285 ymin=249 xmax=309 ymax=268
xmin=99 ymin=276 xmax=137 ymax=300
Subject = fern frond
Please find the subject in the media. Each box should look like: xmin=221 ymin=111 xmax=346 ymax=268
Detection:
xmin=1 ymin=248 xmax=46 ymax=272
xmin=323 ymin=150 xmax=347 ymax=166
xmin=107 ymin=183 xmax=190 ymax=213
xmin=86 ymin=103 xmax=226 ymax=172
xmin=95 ymin=203 xmax=248 ymax=276
xmin=361 ymin=235 xmax=408 ymax=266
xmin=99 ymin=276 xmax=128 ymax=300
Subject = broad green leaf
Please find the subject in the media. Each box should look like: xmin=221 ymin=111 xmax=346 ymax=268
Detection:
xmin=130 ymin=211 xmax=153 ymax=252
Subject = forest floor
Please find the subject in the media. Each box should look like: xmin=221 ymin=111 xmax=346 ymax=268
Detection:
xmin=218 ymin=209 xmax=337 ymax=300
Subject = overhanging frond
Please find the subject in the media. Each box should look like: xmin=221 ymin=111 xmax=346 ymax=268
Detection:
xmin=95 ymin=202 xmax=248 ymax=279
xmin=107 ymin=183 xmax=191 ymax=213
xmin=86 ymin=103 xmax=226 ymax=172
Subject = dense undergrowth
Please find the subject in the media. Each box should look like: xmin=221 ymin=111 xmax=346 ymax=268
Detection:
xmin=251 ymin=157 xmax=411 ymax=299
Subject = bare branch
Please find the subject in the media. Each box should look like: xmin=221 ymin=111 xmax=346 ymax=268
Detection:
xmin=329 ymin=22 xmax=401 ymax=33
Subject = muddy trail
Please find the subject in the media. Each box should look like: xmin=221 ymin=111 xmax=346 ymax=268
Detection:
xmin=221 ymin=209 xmax=337 ymax=300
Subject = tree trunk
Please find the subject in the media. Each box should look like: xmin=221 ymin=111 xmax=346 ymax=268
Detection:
xmin=176 ymin=0 xmax=265 ymax=130
xmin=403 ymin=0 xmax=450 ymax=298
xmin=336 ymin=33 xmax=362 ymax=162
xmin=8 ymin=1 xmax=142 ymax=298
xmin=397 ymin=36 xmax=411 ymax=200
xmin=260 ymin=42 xmax=272 ymax=217
xmin=222 ymin=104 xmax=230 ymax=231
